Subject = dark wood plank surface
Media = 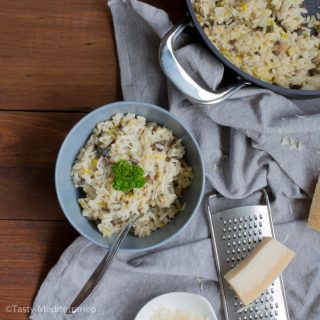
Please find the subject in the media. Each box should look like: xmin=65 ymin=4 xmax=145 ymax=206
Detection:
xmin=0 ymin=0 xmax=185 ymax=112
xmin=0 ymin=221 xmax=78 ymax=320
xmin=0 ymin=0 xmax=185 ymax=319
xmin=0 ymin=112 xmax=83 ymax=220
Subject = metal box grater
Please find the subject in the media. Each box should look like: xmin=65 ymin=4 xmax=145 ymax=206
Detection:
xmin=206 ymin=189 xmax=290 ymax=320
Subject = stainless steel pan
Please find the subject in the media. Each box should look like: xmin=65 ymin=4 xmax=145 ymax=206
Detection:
xmin=159 ymin=0 xmax=320 ymax=104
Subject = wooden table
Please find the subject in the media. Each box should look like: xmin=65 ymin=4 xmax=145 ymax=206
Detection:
xmin=0 ymin=1 xmax=184 ymax=318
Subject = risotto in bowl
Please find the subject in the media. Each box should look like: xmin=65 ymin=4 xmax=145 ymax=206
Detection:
xmin=55 ymin=101 xmax=205 ymax=251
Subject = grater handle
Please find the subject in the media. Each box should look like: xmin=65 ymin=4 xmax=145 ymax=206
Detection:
xmin=206 ymin=192 xmax=231 ymax=320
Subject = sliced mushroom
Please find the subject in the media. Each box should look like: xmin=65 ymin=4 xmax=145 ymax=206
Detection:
xmin=289 ymin=83 xmax=303 ymax=89
xmin=97 ymin=147 xmax=110 ymax=158
xmin=154 ymin=143 xmax=165 ymax=151
xmin=272 ymin=40 xmax=289 ymax=56
xmin=131 ymin=158 xmax=139 ymax=165
xmin=146 ymin=175 xmax=154 ymax=183
xmin=308 ymin=68 xmax=319 ymax=76
xmin=170 ymin=155 xmax=181 ymax=160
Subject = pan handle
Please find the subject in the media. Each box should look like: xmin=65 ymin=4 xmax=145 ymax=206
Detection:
xmin=159 ymin=18 xmax=250 ymax=104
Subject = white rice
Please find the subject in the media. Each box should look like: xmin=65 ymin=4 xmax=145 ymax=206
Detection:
xmin=150 ymin=307 xmax=209 ymax=320
xmin=194 ymin=0 xmax=320 ymax=90
xmin=71 ymin=113 xmax=193 ymax=238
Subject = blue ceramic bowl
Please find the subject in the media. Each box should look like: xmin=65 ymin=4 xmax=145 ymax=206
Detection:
xmin=55 ymin=101 xmax=205 ymax=252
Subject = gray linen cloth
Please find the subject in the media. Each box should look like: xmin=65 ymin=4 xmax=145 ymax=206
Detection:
xmin=31 ymin=1 xmax=320 ymax=319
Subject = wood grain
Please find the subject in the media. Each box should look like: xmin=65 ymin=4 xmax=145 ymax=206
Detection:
xmin=0 ymin=112 xmax=83 ymax=220
xmin=0 ymin=0 xmax=119 ymax=111
xmin=0 ymin=0 xmax=185 ymax=112
xmin=0 ymin=220 xmax=77 ymax=320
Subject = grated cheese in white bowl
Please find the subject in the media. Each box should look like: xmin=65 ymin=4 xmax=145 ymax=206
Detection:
xmin=150 ymin=307 xmax=209 ymax=320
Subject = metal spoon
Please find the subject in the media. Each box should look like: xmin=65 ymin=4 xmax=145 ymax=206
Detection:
xmin=66 ymin=214 xmax=142 ymax=314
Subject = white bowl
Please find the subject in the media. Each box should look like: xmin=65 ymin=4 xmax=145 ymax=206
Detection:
xmin=135 ymin=292 xmax=217 ymax=320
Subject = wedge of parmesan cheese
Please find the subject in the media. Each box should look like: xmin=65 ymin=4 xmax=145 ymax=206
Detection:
xmin=308 ymin=176 xmax=320 ymax=232
xmin=224 ymin=237 xmax=295 ymax=305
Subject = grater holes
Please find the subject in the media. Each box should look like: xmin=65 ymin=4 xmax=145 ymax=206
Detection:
xmin=229 ymin=219 xmax=232 ymax=224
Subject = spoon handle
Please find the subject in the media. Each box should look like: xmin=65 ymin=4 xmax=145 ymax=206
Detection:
xmin=67 ymin=217 xmax=138 ymax=314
